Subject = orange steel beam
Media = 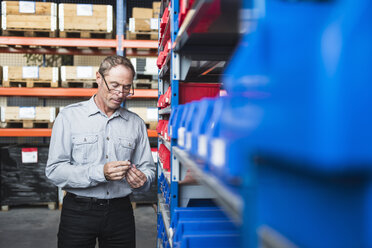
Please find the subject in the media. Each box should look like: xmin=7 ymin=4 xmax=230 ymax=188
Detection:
xmin=0 ymin=128 xmax=52 ymax=137
xmin=0 ymin=37 xmax=158 ymax=49
xmin=0 ymin=88 xmax=158 ymax=98
xmin=0 ymin=128 xmax=158 ymax=137
xmin=0 ymin=47 xmax=116 ymax=56
xmin=0 ymin=88 xmax=97 ymax=97
xmin=0 ymin=36 xmax=116 ymax=48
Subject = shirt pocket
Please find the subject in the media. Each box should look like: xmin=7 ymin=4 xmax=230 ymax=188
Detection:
xmin=115 ymin=137 xmax=136 ymax=162
xmin=72 ymin=134 xmax=99 ymax=165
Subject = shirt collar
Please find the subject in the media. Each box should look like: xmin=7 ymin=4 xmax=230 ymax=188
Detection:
xmin=87 ymin=95 xmax=129 ymax=120
xmin=87 ymin=95 xmax=101 ymax=116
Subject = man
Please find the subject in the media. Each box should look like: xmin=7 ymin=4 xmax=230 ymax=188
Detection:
xmin=46 ymin=55 xmax=155 ymax=248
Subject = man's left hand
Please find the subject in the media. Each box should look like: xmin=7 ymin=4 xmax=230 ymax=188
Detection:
xmin=126 ymin=164 xmax=147 ymax=189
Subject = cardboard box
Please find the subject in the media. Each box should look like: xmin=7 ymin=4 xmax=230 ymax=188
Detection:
xmin=132 ymin=7 xmax=153 ymax=19
xmin=59 ymin=3 xmax=113 ymax=32
xmin=1 ymin=1 xmax=57 ymax=31
xmin=129 ymin=18 xmax=151 ymax=32
xmin=152 ymin=2 xmax=161 ymax=18
xmin=0 ymin=106 xmax=56 ymax=122
xmin=2 ymin=66 xmax=59 ymax=87
xmin=60 ymin=66 xmax=98 ymax=81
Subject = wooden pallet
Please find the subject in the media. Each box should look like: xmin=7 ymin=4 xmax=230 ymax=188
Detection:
xmin=61 ymin=80 xmax=97 ymax=88
xmin=59 ymin=30 xmax=113 ymax=39
xmin=127 ymin=31 xmax=158 ymax=40
xmin=0 ymin=120 xmax=54 ymax=129
xmin=2 ymin=80 xmax=58 ymax=88
xmin=2 ymin=29 xmax=56 ymax=38
xmin=1 ymin=202 xmax=57 ymax=211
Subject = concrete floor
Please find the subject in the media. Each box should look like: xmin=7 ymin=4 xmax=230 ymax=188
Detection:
xmin=0 ymin=204 xmax=157 ymax=248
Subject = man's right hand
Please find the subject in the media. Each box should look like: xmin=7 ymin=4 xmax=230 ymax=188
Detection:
xmin=104 ymin=161 xmax=131 ymax=181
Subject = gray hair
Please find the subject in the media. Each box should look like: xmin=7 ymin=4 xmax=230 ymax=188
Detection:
xmin=98 ymin=55 xmax=135 ymax=79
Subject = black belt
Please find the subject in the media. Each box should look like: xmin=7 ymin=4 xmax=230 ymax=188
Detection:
xmin=66 ymin=192 xmax=129 ymax=205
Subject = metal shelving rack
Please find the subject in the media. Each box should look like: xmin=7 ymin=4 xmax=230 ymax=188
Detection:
xmin=157 ymin=0 xmax=243 ymax=247
xmin=0 ymin=0 xmax=159 ymax=138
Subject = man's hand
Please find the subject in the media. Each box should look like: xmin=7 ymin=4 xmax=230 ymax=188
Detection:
xmin=126 ymin=164 xmax=147 ymax=189
xmin=104 ymin=161 xmax=131 ymax=181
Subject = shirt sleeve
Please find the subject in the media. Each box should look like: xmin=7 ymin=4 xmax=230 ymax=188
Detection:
xmin=131 ymin=120 xmax=156 ymax=192
xmin=45 ymin=111 xmax=107 ymax=188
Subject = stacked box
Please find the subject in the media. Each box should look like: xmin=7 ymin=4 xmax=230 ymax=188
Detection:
xmin=128 ymin=107 xmax=158 ymax=130
xmin=0 ymin=144 xmax=58 ymax=208
xmin=59 ymin=3 xmax=113 ymax=33
xmin=1 ymin=1 xmax=57 ymax=31
xmin=60 ymin=66 xmax=98 ymax=88
xmin=2 ymin=66 xmax=59 ymax=87
xmin=153 ymin=2 xmax=161 ymax=18
xmin=0 ymin=106 xmax=56 ymax=128
xmin=129 ymin=7 xmax=158 ymax=33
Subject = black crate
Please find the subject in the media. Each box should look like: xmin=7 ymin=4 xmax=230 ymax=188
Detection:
xmin=0 ymin=144 xmax=58 ymax=207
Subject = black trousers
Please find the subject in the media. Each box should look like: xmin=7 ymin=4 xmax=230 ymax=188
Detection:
xmin=58 ymin=193 xmax=135 ymax=248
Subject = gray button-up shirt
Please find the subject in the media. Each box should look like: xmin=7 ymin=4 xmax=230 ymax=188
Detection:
xmin=46 ymin=95 xmax=155 ymax=199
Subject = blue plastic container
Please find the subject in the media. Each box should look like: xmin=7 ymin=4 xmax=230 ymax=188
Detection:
xmin=190 ymin=98 xmax=215 ymax=159
xmin=221 ymin=0 xmax=372 ymax=247
xmin=184 ymin=101 xmax=199 ymax=152
xmin=173 ymin=219 xmax=238 ymax=244
xmin=169 ymin=105 xmax=184 ymax=140
xmin=177 ymin=104 xmax=191 ymax=148
xmin=170 ymin=207 xmax=228 ymax=230
xmin=178 ymin=233 xmax=240 ymax=248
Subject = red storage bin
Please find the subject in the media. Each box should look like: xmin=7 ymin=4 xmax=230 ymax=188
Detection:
xmin=179 ymin=0 xmax=195 ymax=27
xmin=157 ymin=120 xmax=165 ymax=134
xmin=179 ymin=83 xmax=220 ymax=104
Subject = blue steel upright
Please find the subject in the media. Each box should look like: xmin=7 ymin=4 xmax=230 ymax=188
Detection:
xmin=223 ymin=0 xmax=372 ymax=247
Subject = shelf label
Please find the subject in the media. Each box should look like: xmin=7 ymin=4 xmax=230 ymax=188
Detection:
xmin=22 ymin=66 xmax=39 ymax=79
xmin=19 ymin=1 xmax=35 ymax=14
xmin=1 ymin=2 xmax=6 ymax=30
xmin=186 ymin=131 xmax=192 ymax=150
xmin=147 ymin=108 xmax=158 ymax=121
xmin=22 ymin=148 xmax=38 ymax=164
xmin=107 ymin=5 xmax=113 ymax=32
xmin=61 ymin=66 xmax=66 ymax=81
xmin=19 ymin=107 xmax=36 ymax=119
xmin=3 ymin=66 xmax=8 ymax=82
xmin=150 ymin=18 xmax=159 ymax=30
xmin=77 ymin=4 xmax=93 ymax=16
xmin=76 ymin=66 xmax=93 ymax=79
xmin=52 ymin=67 xmax=58 ymax=83
xmin=169 ymin=126 xmax=172 ymax=137
xmin=211 ymin=138 xmax=226 ymax=168
xmin=1 ymin=107 xmax=5 ymax=122
xmin=51 ymin=4 xmax=57 ymax=31
xmin=198 ymin=135 xmax=207 ymax=157
xmin=50 ymin=107 xmax=56 ymax=123
xmin=177 ymin=127 xmax=186 ymax=147
xmin=59 ymin=4 xmax=64 ymax=31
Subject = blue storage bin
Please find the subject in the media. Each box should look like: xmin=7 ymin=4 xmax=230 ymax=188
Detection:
xmin=169 ymin=105 xmax=185 ymax=140
xmin=177 ymin=104 xmax=191 ymax=148
xmin=184 ymin=102 xmax=199 ymax=152
xmin=190 ymin=98 xmax=215 ymax=159
xmin=179 ymin=233 xmax=240 ymax=248
xmin=173 ymin=219 xmax=238 ymax=244
xmin=167 ymin=106 xmax=178 ymax=139
xmin=170 ymin=207 xmax=228 ymax=229
xmin=220 ymin=0 xmax=372 ymax=247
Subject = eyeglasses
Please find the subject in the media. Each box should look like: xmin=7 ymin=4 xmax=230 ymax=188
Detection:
xmin=100 ymin=72 xmax=134 ymax=96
